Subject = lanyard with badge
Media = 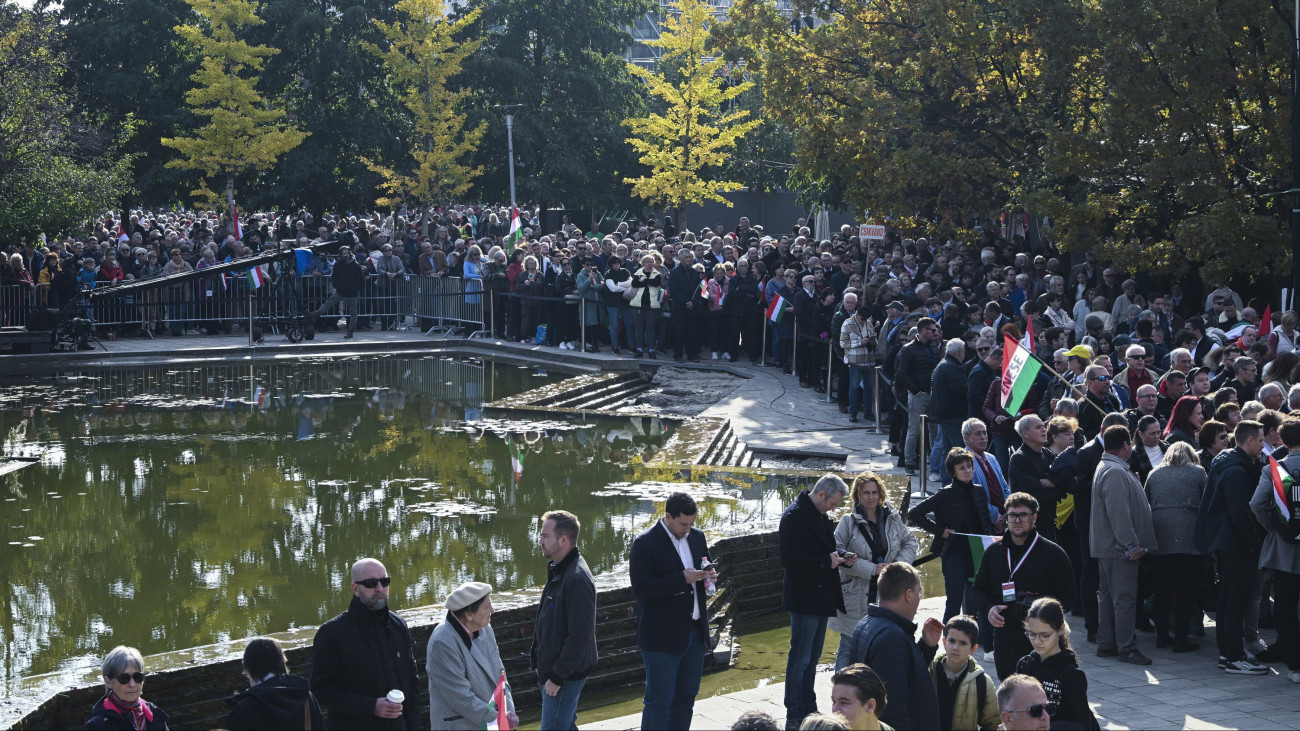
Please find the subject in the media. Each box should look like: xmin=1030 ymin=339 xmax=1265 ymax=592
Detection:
xmin=1002 ymin=533 xmax=1039 ymax=603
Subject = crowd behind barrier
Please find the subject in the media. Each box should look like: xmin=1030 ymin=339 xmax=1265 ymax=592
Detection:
xmin=9 ymin=202 xmax=1300 ymax=730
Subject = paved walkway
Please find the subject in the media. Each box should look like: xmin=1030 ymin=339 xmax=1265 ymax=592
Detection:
xmin=584 ymin=596 xmax=1300 ymax=731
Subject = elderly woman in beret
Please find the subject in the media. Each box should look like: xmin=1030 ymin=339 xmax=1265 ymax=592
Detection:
xmin=86 ymin=646 xmax=169 ymax=730
xmin=426 ymin=582 xmax=518 ymax=730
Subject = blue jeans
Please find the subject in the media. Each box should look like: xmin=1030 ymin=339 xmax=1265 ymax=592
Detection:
xmin=539 ymin=676 xmax=587 ymax=731
xmin=847 ymin=364 xmax=874 ymax=416
xmin=929 ymin=422 xmax=963 ymax=483
xmin=784 ymin=612 xmax=828 ymax=726
xmin=641 ymin=626 xmax=707 ymax=730
xmin=942 ymin=550 xmax=975 ymax=623
xmin=834 ymin=632 xmax=856 ymax=671
xmin=607 ymin=306 xmax=628 ymax=348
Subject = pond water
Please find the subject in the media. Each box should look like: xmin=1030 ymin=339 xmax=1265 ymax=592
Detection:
xmin=0 ymin=355 xmax=850 ymax=691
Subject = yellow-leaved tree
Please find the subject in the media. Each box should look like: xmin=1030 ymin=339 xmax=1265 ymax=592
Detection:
xmin=161 ymin=0 xmax=307 ymax=216
xmin=362 ymin=0 xmax=485 ymax=223
xmin=623 ymin=0 xmax=759 ymax=230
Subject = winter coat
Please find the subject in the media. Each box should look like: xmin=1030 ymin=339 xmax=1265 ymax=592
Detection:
xmin=779 ymin=490 xmax=847 ymax=617
xmin=830 ymin=504 xmax=919 ymax=636
xmin=1015 ymin=650 xmax=1098 ymax=731
xmin=1251 ymin=449 xmax=1300 ymax=573
xmin=928 ymin=655 xmax=1000 ymax=731
xmin=846 ymin=604 xmax=940 ymax=731
xmin=667 ymin=263 xmax=697 ymax=310
xmin=1090 ymin=452 xmax=1157 ymax=559
xmin=967 ymin=360 xmax=998 ymax=421
xmin=310 ymin=596 xmax=422 ymax=730
xmin=330 ymin=257 xmax=366 ymax=298
xmin=724 ymin=272 xmax=763 ymax=314
xmin=930 ymin=354 xmax=968 ymax=423
xmin=426 ymin=618 xmax=515 ymax=731
xmin=629 ymin=266 xmax=663 ymax=310
xmin=1194 ymin=446 xmax=1264 ymax=557
xmin=85 ymin=695 xmax=169 ymax=730
xmin=908 ymin=479 xmax=995 ymax=559
xmin=896 ymin=338 xmax=942 ymax=395
xmin=1147 ymin=463 xmax=1206 ymax=556
xmin=225 ymin=674 xmax=323 ymax=731
xmin=530 ymin=548 xmax=598 ymax=687
xmin=575 ymin=268 xmax=603 ymax=325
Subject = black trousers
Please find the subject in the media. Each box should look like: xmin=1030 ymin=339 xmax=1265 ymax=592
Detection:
xmin=994 ymin=622 xmax=1033 ymax=679
xmin=1215 ymin=550 xmax=1257 ymax=661
xmin=1274 ymin=570 xmax=1300 ymax=671
xmin=1077 ymin=518 xmax=1099 ymax=635
xmin=1152 ymin=553 xmax=1201 ymax=641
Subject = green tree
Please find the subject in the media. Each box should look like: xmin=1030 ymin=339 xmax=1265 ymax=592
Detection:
xmin=459 ymin=0 xmax=653 ymax=213
xmin=161 ymin=0 xmax=308 ymax=216
xmin=360 ymin=0 xmax=485 ymax=216
xmin=0 ymin=10 xmax=135 ymax=238
xmin=623 ymin=0 xmax=760 ymax=230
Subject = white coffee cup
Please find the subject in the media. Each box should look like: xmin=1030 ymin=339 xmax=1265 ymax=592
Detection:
xmin=387 ymin=689 xmax=404 ymax=705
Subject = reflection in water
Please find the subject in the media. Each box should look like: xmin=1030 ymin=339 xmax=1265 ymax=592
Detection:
xmin=0 ymin=356 xmax=827 ymax=691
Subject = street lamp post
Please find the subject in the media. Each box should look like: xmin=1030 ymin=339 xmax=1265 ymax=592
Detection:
xmin=1292 ymin=0 xmax=1300 ymax=308
xmin=494 ymin=104 xmax=523 ymax=214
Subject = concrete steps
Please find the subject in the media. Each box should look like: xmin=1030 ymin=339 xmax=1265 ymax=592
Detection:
xmin=698 ymin=420 xmax=758 ymax=468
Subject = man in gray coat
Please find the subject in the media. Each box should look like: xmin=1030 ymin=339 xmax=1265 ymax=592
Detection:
xmin=426 ymin=582 xmax=517 ymax=730
xmin=1250 ymin=417 xmax=1300 ymax=680
xmin=1091 ymin=425 xmax=1157 ymax=666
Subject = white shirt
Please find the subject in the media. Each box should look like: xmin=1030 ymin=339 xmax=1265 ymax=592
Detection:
xmin=1144 ymin=444 xmax=1164 ymax=469
xmin=662 ymin=519 xmax=701 ymax=620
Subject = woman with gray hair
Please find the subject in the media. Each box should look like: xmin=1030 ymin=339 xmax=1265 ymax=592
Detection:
xmin=426 ymin=582 xmax=518 ymax=730
xmin=86 ymin=646 xmax=169 ymax=729
xmin=1146 ymin=441 xmax=1207 ymax=653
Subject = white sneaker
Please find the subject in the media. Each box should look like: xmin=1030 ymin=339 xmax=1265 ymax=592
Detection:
xmin=1223 ymin=658 xmax=1269 ymax=675
xmin=983 ymin=650 xmax=995 ymax=664
xmin=711 ymin=352 xmax=718 ymax=360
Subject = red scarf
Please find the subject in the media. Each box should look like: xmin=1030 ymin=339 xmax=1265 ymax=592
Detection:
xmin=103 ymin=692 xmax=152 ymax=731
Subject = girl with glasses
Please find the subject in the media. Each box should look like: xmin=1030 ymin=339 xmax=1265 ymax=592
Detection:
xmin=1015 ymin=598 xmax=1098 ymax=730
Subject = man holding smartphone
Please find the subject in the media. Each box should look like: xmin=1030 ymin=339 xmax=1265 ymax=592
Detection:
xmin=629 ymin=493 xmax=716 ymax=730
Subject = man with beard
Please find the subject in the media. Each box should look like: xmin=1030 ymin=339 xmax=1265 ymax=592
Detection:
xmin=311 ymin=558 xmax=421 ymax=730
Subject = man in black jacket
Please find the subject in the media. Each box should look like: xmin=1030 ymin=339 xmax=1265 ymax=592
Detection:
xmin=533 ymin=510 xmax=599 ymax=728
xmin=780 ymin=475 xmax=851 ymax=729
xmin=310 ymin=245 xmax=366 ymax=339
xmin=667 ymin=250 xmax=701 ymax=362
xmin=928 ymin=338 xmax=968 ymax=484
xmin=1008 ymin=415 xmax=1058 ymax=539
xmin=971 ymin=493 xmax=1077 ymax=679
xmin=630 ymin=493 xmax=716 ymax=730
xmin=967 ymin=344 xmax=1001 ymax=421
xmin=310 ymin=558 xmax=421 ymax=730
xmin=897 ymin=317 xmax=942 ymax=474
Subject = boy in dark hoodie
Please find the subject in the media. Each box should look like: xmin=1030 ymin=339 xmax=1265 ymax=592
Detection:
xmin=929 ymin=615 xmax=1000 ymax=731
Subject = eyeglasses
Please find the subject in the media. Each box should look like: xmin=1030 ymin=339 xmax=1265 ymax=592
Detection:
xmin=356 ymin=576 xmax=391 ymax=589
xmin=1025 ymin=630 xmax=1056 ymax=643
xmin=1006 ymin=511 xmax=1034 ymax=522
xmin=1010 ymin=703 xmax=1052 ymax=718
xmin=115 ymin=672 xmax=145 ymax=685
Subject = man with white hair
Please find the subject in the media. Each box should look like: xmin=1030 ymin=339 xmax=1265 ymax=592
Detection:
xmin=1115 ymin=344 xmax=1157 ymax=396
xmin=1287 ymin=383 xmax=1300 ymax=413
xmin=1258 ymin=382 xmax=1286 ymax=413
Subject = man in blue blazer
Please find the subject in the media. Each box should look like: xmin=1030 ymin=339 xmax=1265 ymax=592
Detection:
xmin=630 ymin=492 xmax=716 ymax=730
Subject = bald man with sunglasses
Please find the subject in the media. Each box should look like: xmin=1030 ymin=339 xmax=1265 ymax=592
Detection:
xmin=311 ymin=558 xmax=422 ymax=729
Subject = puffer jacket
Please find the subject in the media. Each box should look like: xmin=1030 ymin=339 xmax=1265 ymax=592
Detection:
xmin=1194 ymin=446 xmax=1264 ymax=557
xmin=839 ymin=313 xmax=876 ymax=366
xmin=907 ymin=478 xmax=996 ymax=558
xmin=928 ymin=655 xmax=1000 ymax=731
xmin=829 ymin=504 xmax=919 ymax=636
xmin=896 ymin=337 xmax=942 ymax=394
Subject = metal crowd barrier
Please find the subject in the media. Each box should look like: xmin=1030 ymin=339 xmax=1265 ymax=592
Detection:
xmin=1 ymin=284 xmax=35 ymax=328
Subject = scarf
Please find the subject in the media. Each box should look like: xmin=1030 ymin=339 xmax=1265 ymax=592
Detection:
xmin=103 ymin=692 xmax=152 ymax=731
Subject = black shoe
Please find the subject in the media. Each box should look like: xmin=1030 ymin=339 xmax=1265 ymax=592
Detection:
xmin=633 ymin=349 xmax=644 ymax=358
xmin=1087 ymin=632 xmax=1097 ymax=644
xmin=1118 ymin=649 xmax=1153 ymax=666
xmin=1136 ymin=617 xmax=1155 ymax=633
xmin=1256 ymin=644 xmax=1282 ymax=663
xmin=674 ymin=355 xmax=685 ymax=362
xmin=1156 ymin=635 xmax=1172 ymax=649
xmin=838 ymin=405 xmax=849 ymax=413
xmin=1173 ymin=639 xmax=1200 ymax=653
xmin=814 ymin=385 xmax=826 ymax=393
xmin=799 ymin=381 xmax=812 ymax=388
xmin=687 ymin=356 xmax=700 ymax=362
xmin=849 ymin=414 xmax=859 ymax=423
xmin=1096 ymin=647 xmax=1118 ymax=657
xmin=649 ymin=350 xmax=657 ymax=360
xmin=612 ymin=347 xmax=621 ymax=355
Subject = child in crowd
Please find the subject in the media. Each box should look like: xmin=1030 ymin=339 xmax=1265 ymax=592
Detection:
xmin=928 ymin=615 xmax=1000 ymax=731
xmin=1015 ymin=597 xmax=1098 ymax=730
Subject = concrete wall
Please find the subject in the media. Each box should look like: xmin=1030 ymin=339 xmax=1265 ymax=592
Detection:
xmin=12 ymin=531 xmax=784 ymax=730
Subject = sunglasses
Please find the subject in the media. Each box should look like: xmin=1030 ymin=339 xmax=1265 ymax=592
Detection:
xmin=1011 ymin=703 xmax=1053 ymax=718
xmin=356 ymin=576 xmax=392 ymax=589
xmin=115 ymin=672 xmax=145 ymax=685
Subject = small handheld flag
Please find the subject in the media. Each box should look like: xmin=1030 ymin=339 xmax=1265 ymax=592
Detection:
xmin=484 ymin=670 xmax=510 ymax=730
xmin=1260 ymin=304 xmax=1273 ymax=339
xmin=1270 ymin=455 xmax=1294 ymax=523
xmin=953 ymin=532 xmax=1001 ymax=580
xmin=766 ymin=293 xmax=789 ymax=324
xmin=246 ymin=266 xmax=268 ymax=290
xmin=1001 ymin=334 xmax=1043 ymax=415
xmin=507 ymin=209 xmax=524 ymax=248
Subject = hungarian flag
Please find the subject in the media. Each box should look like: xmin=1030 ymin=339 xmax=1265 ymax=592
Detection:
xmin=954 ymin=533 xmax=1001 ymax=580
xmin=506 ymin=208 xmax=524 ymax=248
xmin=1269 ymin=455 xmax=1293 ymax=523
xmin=484 ymin=670 xmax=510 ymax=730
xmin=233 ymin=204 xmax=243 ymax=240
xmin=766 ymin=293 xmax=789 ymax=324
xmin=509 ymin=437 xmax=524 ymax=481
xmin=1001 ymin=333 xmax=1043 ymax=414
xmin=1260 ymin=304 xmax=1272 ymax=339
xmin=1020 ymin=315 xmax=1035 ymax=353
xmin=246 ymin=265 xmax=268 ymax=290
xmin=697 ymin=280 xmax=709 ymax=301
